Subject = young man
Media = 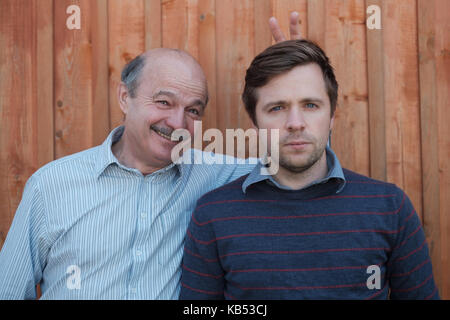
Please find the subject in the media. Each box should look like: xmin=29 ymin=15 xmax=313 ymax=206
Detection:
xmin=180 ymin=40 xmax=440 ymax=300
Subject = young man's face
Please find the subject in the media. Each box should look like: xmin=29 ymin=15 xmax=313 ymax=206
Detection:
xmin=254 ymin=63 xmax=334 ymax=174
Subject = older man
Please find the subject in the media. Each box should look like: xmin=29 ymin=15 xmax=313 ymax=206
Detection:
xmin=0 ymin=14 xmax=301 ymax=299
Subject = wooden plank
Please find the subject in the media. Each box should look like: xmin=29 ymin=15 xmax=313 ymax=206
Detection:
xmin=321 ymin=0 xmax=370 ymax=176
xmin=54 ymin=0 xmax=110 ymax=158
xmin=307 ymin=0 xmax=326 ymax=47
xmin=215 ymin=0 xmax=255 ymax=157
xmin=90 ymin=0 xmax=110 ymax=146
xmin=418 ymin=0 xmax=441 ymax=295
xmin=254 ymin=0 xmax=272 ymax=55
xmin=216 ymin=0 xmax=255 ymax=133
xmin=198 ymin=0 xmax=217 ymax=131
xmin=185 ymin=0 xmax=200 ymax=59
xmin=418 ymin=0 xmax=450 ymax=299
xmin=365 ymin=0 xmax=386 ymax=182
xmin=0 ymin=0 xmax=36 ymax=249
xmin=162 ymin=0 xmax=200 ymax=59
xmin=162 ymin=0 xmax=188 ymax=50
xmin=382 ymin=0 xmax=422 ymax=216
xmin=145 ymin=0 xmax=162 ymax=50
xmin=36 ymin=0 xmax=54 ymax=167
xmin=434 ymin=0 xmax=450 ymax=299
xmin=54 ymin=0 xmax=87 ymax=158
xmin=108 ymin=0 xmax=146 ymax=129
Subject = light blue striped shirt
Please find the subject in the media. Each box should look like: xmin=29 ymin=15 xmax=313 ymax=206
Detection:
xmin=0 ymin=126 xmax=255 ymax=300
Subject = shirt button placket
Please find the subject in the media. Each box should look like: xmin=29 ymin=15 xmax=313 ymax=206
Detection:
xmin=129 ymin=176 xmax=149 ymax=299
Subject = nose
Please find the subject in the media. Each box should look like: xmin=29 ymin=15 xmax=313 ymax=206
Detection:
xmin=166 ymin=107 xmax=186 ymax=130
xmin=285 ymin=107 xmax=306 ymax=131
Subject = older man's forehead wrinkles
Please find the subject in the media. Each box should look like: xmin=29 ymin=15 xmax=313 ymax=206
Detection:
xmin=163 ymin=79 xmax=206 ymax=99
xmin=152 ymin=90 xmax=176 ymax=99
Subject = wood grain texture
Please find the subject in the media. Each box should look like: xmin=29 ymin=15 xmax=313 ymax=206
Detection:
xmin=418 ymin=0 xmax=450 ymax=298
xmin=365 ymin=0 xmax=386 ymax=182
xmin=0 ymin=0 xmax=39 ymax=249
xmin=198 ymin=0 xmax=217 ymax=131
xmin=382 ymin=0 xmax=422 ymax=216
xmin=36 ymin=0 xmax=55 ymax=168
xmin=322 ymin=0 xmax=370 ymax=176
xmin=216 ymin=0 xmax=255 ymax=133
xmin=145 ymin=0 xmax=162 ymax=50
xmin=307 ymin=0 xmax=326 ymax=47
xmin=162 ymin=0 xmax=200 ymax=58
xmin=108 ymin=0 xmax=146 ymax=129
xmin=54 ymin=0 xmax=109 ymax=158
xmin=0 ymin=0 xmax=449 ymax=298
xmin=254 ymin=0 xmax=272 ymax=56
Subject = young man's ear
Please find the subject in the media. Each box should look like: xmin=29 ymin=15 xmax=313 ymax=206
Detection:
xmin=117 ymin=82 xmax=130 ymax=115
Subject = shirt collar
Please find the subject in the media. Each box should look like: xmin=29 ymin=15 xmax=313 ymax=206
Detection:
xmin=94 ymin=126 xmax=183 ymax=179
xmin=242 ymin=146 xmax=346 ymax=194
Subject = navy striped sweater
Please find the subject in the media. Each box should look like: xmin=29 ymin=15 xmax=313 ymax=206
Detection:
xmin=180 ymin=169 xmax=439 ymax=300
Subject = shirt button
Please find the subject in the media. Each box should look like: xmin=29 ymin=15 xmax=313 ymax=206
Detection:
xmin=130 ymin=288 xmax=137 ymax=294
xmin=136 ymin=249 xmax=142 ymax=256
xmin=140 ymin=212 xmax=147 ymax=219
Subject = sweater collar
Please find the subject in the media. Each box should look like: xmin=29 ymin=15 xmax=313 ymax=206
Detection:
xmin=242 ymin=146 xmax=346 ymax=194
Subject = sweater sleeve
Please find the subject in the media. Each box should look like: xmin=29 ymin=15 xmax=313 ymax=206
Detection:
xmin=180 ymin=202 xmax=225 ymax=300
xmin=388 ymin=188 xmax=440 ymax=299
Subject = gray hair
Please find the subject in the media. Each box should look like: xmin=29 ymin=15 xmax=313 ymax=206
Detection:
xmin=121 ymin=54 xmax=146 ymax=98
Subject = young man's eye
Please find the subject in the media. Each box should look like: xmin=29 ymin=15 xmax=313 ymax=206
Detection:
xmin=269 ymin=106 xmax=283 ymax=112
xmin=305 ymin=103 xmax=318 ymax=109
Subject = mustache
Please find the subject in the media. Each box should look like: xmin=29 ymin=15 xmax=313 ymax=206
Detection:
xmin=150 ymin=125 xmax=183 ymax=141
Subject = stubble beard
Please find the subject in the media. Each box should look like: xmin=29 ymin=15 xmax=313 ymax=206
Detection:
xmin=278 ymin=137 xmax=328 ymax=174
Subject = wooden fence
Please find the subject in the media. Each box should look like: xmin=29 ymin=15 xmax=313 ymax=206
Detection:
xmin=0 ymin=0 xmax=449 ymax=298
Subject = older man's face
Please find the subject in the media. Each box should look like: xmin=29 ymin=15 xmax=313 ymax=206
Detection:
xmin=122 ymin=55 xmax=207 ymax=169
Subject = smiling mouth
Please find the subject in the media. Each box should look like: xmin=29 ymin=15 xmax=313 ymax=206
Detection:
xmin=150 ymin=125 xmax=183 ymax=142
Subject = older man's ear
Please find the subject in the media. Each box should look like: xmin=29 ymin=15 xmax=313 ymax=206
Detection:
xmin=117 ymin=82 xmax=133 ymax=120
xmin=269 ymin=11 xmax=302 ymax=43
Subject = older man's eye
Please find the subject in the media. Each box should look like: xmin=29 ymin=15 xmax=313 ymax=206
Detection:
xmin=156 ymin=100 xmax=169 ymax=106
xmin=188 ymin=108 xmax=200 ymax=115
